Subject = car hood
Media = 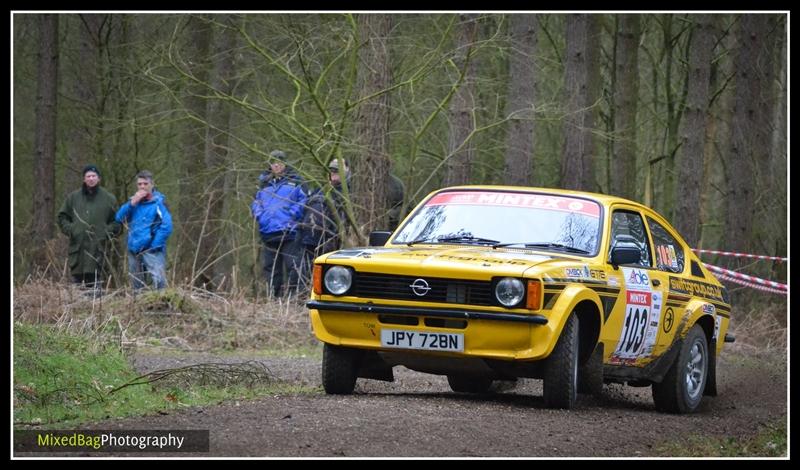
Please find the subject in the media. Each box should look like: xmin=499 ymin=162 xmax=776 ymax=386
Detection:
xmin=321 ymin=245 xmax=572 ymax=279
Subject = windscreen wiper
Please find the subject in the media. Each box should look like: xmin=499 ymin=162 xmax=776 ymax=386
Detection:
xmin=493 ymin=242 xmax=590 ymax=254
xmin=436 ymin=235 xmax=501 ymax=245
xmin=406 ymin=237 xmax=436 ymax=247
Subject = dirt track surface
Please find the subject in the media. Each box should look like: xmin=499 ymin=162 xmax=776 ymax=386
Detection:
xmin=31 ymin=349 xmax=786 ymax=457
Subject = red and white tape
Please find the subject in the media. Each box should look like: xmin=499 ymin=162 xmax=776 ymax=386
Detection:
xmin=704 ymin=263 xmax=788 ymax=291
xmin=714 ymin=272 xmax=788 ymax=296
xmin=692 ymin=249 xmax=787 ymax=262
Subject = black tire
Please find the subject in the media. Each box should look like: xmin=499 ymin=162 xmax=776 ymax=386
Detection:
xmin=652 ymin=325 xmax=709 ymax=413
xmin=578 ymin=342 xmax=604 ymax=397
xmin=447 ymin=375 xmax=493 ymax=393
xmin=544 ymin=313 xmax=579 ymax=409
xmin=322 ymin=344 xmax=360 ymax=394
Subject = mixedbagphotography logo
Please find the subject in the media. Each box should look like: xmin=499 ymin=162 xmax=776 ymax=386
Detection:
xmin=14 ymin=430 xmax=209 ymax=453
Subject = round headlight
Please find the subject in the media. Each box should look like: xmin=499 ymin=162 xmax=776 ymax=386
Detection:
xmin=324 ymin=266 xmax=353 ymax=295
xmin=495 ymin=277 xmax=525 ymax=307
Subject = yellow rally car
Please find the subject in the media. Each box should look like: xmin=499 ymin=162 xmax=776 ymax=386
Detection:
xmin=307 ymin=186 xmax=734 ymax=413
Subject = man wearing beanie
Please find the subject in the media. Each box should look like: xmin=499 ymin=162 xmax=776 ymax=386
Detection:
xmin=57 ymin=165 xmax=121 ymax=293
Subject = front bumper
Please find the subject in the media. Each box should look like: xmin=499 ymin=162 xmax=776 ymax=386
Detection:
xmin=307 ymin=299 xmax=554 ymax=360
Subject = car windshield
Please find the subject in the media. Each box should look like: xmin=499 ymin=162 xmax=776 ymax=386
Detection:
xmin=393 ymin=190 xmax=602 ymax=255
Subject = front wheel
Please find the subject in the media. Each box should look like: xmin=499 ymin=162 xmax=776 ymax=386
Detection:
xmin=652 ymin=325 xmax=709 ymax=413
xmin=578 ymin=342 xmax=604 ymax=397
xmin=543 ymin=313 xmax=579 ymax=409
xmin=322 ymin=344 xmax=360 ymax=394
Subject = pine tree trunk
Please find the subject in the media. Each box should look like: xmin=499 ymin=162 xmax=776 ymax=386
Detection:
xmin=177 ymin=15 xmax=212 ymax=285
xmin=701 ymin=15 xmax=735 ymax=252
xmin=752 ymin=15 xmax=782 ymax=261
xmin=444 ymin=14 xmax=479 ymax=187
xmin=561 ymin=15 xmax=599 ymax=191
xmin=581 ymin=15 xmax=600 ymax=191
xmin=611 ymin=14 xmax=639 ymax=200
xmin=725 ymin=14 xmax=769 ymax=254
xmin=200 ymin=15 xmax=238 ymax=290
xmin=352 ymin=14 xmax=393 ymax=236
xmin=674 ymin=15 xmax=713 ymax=247
xmin=503 ymin=14 xmax=537 ymax=186
xmin=32 ymin=14 xmax=58 ymax=267
xmin=65 ymin=15 xmax=104 ymax=190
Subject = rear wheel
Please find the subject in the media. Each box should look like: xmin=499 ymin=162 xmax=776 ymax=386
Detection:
xmin=652 ymin=325 xmax=708 ymax=413
xmin=322 ymin=344 xmax=360 ymax=394
xmin=447 ymin=375 xmax=493 ymax=393
xmin=543 ymin=313 xmax=579 ymax=409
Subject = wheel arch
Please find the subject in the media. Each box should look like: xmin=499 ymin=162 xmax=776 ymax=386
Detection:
xmin=568 ymin=297 xmax=603 ymax=365
xmin=693 ymin=314 xmax=716 ymax=345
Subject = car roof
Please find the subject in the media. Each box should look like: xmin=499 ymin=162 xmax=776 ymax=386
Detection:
xmin=437 ymin=185 xmax=652 ymax=212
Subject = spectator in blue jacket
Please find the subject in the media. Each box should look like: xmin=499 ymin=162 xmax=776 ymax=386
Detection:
xmin=115 ymin=170 xmax=173 ymax=290
xmin=293 ymin=158 xmax=349 ymax=290
xmin=251 ymin=150 xmax=307 ymax=296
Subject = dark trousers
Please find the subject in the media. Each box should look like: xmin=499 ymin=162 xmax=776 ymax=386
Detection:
xmin=72 ymin=272 xmax=104 ymax=298
xmin=292 ymin=241 xmax=317 ymax=292
xmin=261 ymin=233 xmax=302 ymax=297
xmin=73 ymin=272 xmax=99 ymax=287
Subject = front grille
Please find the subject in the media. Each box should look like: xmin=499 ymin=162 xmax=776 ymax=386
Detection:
xmin=353 ymin=272 xmax=494 ymax=306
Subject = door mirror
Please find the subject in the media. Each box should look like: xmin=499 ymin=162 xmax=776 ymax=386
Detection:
xmin=369 ymin=231 xmax=392 ymax=247
xmin=610 ymin=235 xmax=642 ymax=267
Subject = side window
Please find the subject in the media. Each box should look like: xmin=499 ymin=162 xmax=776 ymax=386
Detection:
xmin=647 ymin=217 xmax=685 ymax=273
xmin=609 ymin=210 xmax=651 ymax=268
xmin=691 ymin=260 xmax=705 ymax=278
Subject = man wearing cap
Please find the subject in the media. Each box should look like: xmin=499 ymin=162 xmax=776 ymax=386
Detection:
xmin=57 ymin=165 xmax=121 ymax=292
xmin=251 ymin=149 xmax=307 ymax=296
xmin=293 ymin=158 xmax=350 ymax=289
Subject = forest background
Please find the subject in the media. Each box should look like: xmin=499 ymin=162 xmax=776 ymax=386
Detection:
xmin=12 ymin=12 xmax=788 ymax=305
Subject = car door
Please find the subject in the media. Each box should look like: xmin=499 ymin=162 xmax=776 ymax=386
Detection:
xmin=602 ymin=206 xmax=668 ymax=366
xmin=645 ymin=215 xmax=690 ymax=354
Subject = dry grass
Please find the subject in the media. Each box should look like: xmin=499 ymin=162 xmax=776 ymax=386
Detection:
xmin=13 ymin=280 xmax=316 ymax=353
xmin=13 ymin=280 xmax=788 ymax=360
xmin=726 ymin=301 xmax=787 ymax=363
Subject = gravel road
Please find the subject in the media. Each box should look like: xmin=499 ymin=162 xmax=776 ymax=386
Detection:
xmin=48 ymin=349 xmax=786 ymax=457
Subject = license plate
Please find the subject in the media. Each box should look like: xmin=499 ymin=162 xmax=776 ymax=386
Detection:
xmin=380 ymin=329 xmax=464 ymax=352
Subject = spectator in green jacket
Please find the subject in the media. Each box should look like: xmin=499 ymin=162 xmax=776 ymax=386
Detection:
xmin=57 ymin=165 xmax=121 ymax=291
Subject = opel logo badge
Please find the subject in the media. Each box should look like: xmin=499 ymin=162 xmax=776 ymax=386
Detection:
xmin=409 ymin=278 xmax=431 ymax=296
